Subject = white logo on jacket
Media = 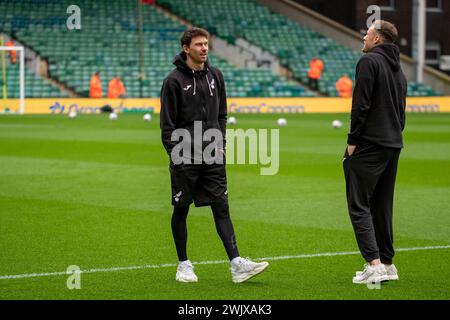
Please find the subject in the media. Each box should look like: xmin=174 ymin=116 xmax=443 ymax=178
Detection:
xmin=174 ymin=191 xmax=182 ymax=202
xmin=183 ymin=85 xmax=192 ymax=91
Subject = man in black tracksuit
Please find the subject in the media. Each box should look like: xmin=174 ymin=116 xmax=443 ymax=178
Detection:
xmin=160 ymin=28 xmax=268 ymax=283
xmin=343 ymin=20 xmax=407 ymax=284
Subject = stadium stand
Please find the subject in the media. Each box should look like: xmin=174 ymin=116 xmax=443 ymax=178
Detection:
xmin=157 ymin=0 xmax=442 ymax=97
xmin=0 ymin=59 xmax=67 ymax=98
xmin=0 ymin=0 xmax=313 ymax=98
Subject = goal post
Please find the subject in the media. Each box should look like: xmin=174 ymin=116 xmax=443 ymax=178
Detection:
xmin=0 ymin=43 xmax=25 ymax=115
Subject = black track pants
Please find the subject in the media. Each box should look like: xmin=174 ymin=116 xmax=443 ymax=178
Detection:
xmin=343 ymin=142 xmax=401 ymax=264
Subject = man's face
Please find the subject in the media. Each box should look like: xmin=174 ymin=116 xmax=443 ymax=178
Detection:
xmin=362 ymin=25 xmax=381 ymax=53
xmin=184 ymin=36 xmax=208 ymax=64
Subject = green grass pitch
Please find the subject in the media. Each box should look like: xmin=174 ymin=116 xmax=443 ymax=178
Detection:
xmin=0 ymin=112 xmax=449 ymax=299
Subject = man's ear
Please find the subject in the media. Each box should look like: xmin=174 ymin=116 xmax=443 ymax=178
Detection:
xmin=374 ymin=33 xmax=382 ymax=45
xmin=182 ymin=44 xmax=190 ymax=54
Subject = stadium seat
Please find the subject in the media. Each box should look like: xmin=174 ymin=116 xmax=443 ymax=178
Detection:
xmin=157 ymin=0 xmax=442 ymax=97
xmin=1 ymin=0 xmax=312 ymax=98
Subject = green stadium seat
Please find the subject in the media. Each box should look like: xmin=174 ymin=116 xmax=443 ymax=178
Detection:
xmin=158 ymin=0 xmax=439 ymax=97
xmin=1 ymin=0 xmax=314 ymax=98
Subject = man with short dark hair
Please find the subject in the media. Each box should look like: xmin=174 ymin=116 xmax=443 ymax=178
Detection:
xmin=343 ymin=20 xmax=407 ymax=284
xmin=160 ymin=27 xmax=269 ymax=283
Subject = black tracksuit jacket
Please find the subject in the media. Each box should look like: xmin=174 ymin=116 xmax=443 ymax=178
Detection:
xmin=160 ymin=52 xmax=227 ymax=157
xmin=347 ymin=43 xmax=407 ymax=148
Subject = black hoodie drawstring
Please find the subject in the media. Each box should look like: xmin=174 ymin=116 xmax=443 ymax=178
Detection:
xmin=191 ymin=70 xmax=197 ymax=96
xmin=192 ymin=70 xmax=213 ymax=97
xmin=205 ymin=74 xmax=213 ymax=97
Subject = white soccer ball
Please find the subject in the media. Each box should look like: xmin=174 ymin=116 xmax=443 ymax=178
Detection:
xmin=228 ymin=116 xmax=236 ymax=125
xmin=68 ymin=110 xmax=77 ymax=119
xmin=109 ymin=112 xmax=118 ymax=120
xmin=277 ymin=118 xmax=287 ymax=127
xmin=143 ymin=113 xmax=152 ymax=122
xmin=332 ymin=120 xmax=342 ymax=129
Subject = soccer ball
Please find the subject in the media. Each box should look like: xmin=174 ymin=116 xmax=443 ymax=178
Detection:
xmin=332 ymin=120 xmax=342 ymax=129
xmin=228 ymin=116 xmax=236 ymax=125
xmin=109 ymin=112 xmax=118 ymax=120
xmin=277 ymin=118 xmax=287 ymax=127
xmin=143 ymin=113 xmax=152 ymax=122
xmin=68 ymin=110 xmax=77 ymax=119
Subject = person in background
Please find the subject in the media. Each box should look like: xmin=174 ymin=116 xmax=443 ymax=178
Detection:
xmin=89 ymin=71 xmax=103 ymax=98
xmin=336 ymin=74 xmax=353 ymax=98
xmin=307 ymin=57 xmax=324 ymax=91
xmin=107 ymin=75 xmax=126 ymax=99
xmin=5 ymin=40 xmax=17 ymax=64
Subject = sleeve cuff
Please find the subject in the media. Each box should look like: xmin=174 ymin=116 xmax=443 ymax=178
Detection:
xmin=347 ymin=134 xmax=361 ymax=145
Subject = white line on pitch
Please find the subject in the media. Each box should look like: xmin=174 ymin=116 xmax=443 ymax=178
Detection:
xmin=1 ymin=245 xmax=449 ymax=280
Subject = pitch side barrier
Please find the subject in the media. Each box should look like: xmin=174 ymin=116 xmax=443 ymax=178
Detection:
xmin=1 ymin=97 xmax=449 ymax=114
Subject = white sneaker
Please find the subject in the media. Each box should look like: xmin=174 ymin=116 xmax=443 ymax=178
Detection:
xmin=355 ymin=263 xmax=369 ymax=276
xmin=385 ymin=264 xmax=399 ymax=280
xmin=352 ymin=263 xmax=389 ymax=284
xmin=230 ymin=257 xmax=269 ymax=283
xmin=356 ymin=263 xmax=399 ymax=281
xmin=176 ymin=260 xmax=198 ymax=283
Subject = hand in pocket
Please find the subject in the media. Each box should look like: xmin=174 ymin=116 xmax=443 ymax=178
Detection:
xmin=347 ymin=145 xmax=356 ymax=156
